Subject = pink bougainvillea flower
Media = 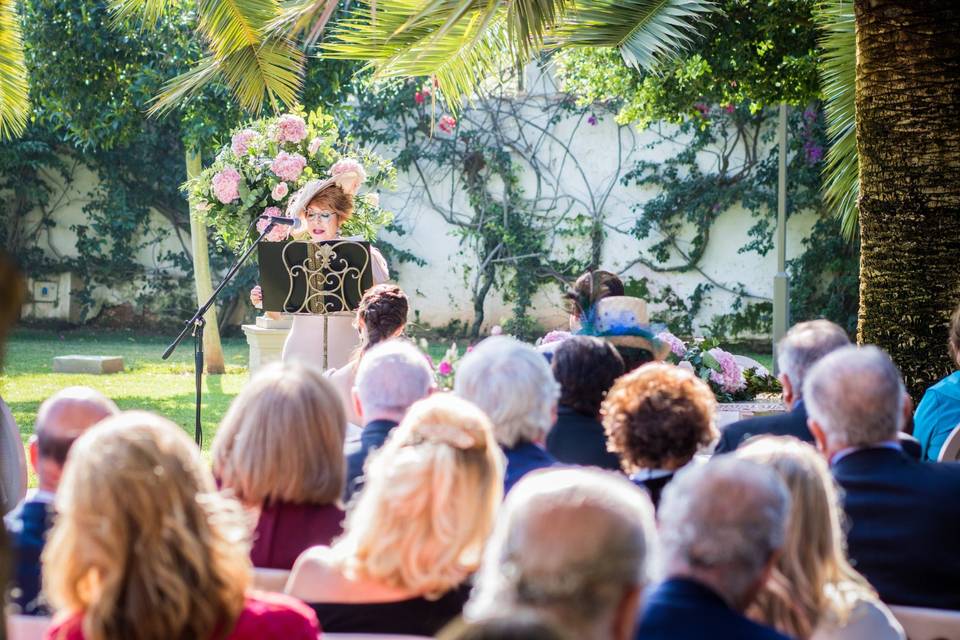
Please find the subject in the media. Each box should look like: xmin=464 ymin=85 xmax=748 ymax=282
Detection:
xmin=212 ymin=167 xmax=241 ymax=204
xmin=415 ymin=91 xmax=425 ymax=105
xmin=437 ymin=115 xmax=457 ymax=134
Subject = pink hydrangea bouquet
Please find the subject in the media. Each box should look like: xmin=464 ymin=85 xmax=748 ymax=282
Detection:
xmin=656 ymin=331 xmax=780 ymax=401
xmin=188 ymin=109 xmax=398 ymax=249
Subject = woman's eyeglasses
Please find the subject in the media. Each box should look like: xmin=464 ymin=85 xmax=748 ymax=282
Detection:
xmin=306 ymin=208 xmax=335 ymax=221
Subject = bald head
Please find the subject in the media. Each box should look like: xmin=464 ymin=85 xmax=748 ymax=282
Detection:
xmin=468 ymin=468 xmax=656 ymax=640
xmin=33 ymin=387 xmax=118 ymax=491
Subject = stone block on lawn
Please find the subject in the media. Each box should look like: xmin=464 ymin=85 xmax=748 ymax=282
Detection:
xmin=52 ymin=355 xmax=124 ymax=375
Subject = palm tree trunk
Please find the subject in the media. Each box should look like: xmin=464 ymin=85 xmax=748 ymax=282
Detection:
xmin=186 ymin=147 xmax=226 ymax=374
xmin=855 ymin=0 xmax=960 ymax=398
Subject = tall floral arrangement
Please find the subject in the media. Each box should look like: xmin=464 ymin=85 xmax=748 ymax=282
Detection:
xmin=188 ymin=109 xmax=397 ymax=249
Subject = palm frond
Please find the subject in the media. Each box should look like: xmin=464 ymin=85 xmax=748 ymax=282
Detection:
xmin=816 ymin=0 xmax=858 ymax=238
xmin=109 ymin=0 xmax=180 ymax=24
xmin=552 ymin=0 xmax=716 ymax=70
xmin=324 ymin=0 xmax=512 ymax=110
xmin=151 ymin=37 xmax=304 ymax=114
xmin=0 ymin=0 xmax=27 ymax=139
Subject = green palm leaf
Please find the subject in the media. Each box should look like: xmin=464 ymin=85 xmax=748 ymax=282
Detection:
xmin=551 ymin=0 xmax=715 ymax=70
xmin=816 ymin=0 xmax=858 ymax=238
xmin=0 ymin=0 xmax=29 ymax=139
xmin=109 ymin=0 xmax=303 ymax=114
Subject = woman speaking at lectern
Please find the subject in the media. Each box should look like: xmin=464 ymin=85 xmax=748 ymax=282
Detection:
xmin=250 ymin=160 xmax=389 ymax=370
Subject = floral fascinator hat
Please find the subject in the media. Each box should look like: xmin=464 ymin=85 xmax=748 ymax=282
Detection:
xmin=577 ymin=296 xmax=671 ymax=361
xmin=284 ymin=158 xmax=368 ymax=219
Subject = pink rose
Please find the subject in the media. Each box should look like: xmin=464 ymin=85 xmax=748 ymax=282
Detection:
xmin=437 ymin=114 xmax=456 ymax=134
xmin=307 ymin=137 xmax=322 ymax=155
xmin=490 ymin=325 xmax=503 ymax=336
xmin=330 ymin=158 xmax=367 ymax=195
xmin=438 ymin=361 xmax=454 ymax=376
xmin=256 ymin=207 xmax=291 ymax=241
xmin=274 ymin=114 xmax=307 ymax=144
xmin=271 ymin=151 xmax=306 ymax=182
xmin=231 ymin=129 xmax=258 ymax=156
xmin=271 ymin=182 xmax=289 ymax=200
xmin=211 ymin=167 xmax=241 ymax=204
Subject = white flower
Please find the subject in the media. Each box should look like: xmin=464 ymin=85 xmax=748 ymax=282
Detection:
xmin=364 ymin=192 xmax=380 ymax=208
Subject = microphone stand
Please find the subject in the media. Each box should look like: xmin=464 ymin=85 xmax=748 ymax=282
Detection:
xmin=162 ymin=220 xmax=283 ymax=446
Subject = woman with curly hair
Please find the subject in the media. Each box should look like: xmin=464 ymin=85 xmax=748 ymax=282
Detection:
xmin=287 ymin=393 xmax=504 ymax=636
xmin=42 ymin=411 xmax=318 ymax=640
xmin=326 ymin=283 xmax=409 ymax=427
xmin=603 ymin=363 xmax=718 ymax=508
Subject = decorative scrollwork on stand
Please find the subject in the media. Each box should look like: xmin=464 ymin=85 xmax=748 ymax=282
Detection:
xmin=281 ymin=241 xmax=371 ymax=315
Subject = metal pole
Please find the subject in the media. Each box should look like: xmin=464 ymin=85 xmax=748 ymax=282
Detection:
xmin=773 ymin=103 xmax=790 ymax=375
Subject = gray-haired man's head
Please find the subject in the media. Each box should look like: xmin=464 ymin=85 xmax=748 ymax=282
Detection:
xmin=803 ymin=345 xmax=905 ymax=456
xmin=353 ymin=339 xmax=435 ymax=424
xmin=657 ymin=457 xmax=790 ymax=611
xmin=776 ymin=320 xmax=850 ymax=408
xmin=466 ymin=468 xmax=657 ymax=640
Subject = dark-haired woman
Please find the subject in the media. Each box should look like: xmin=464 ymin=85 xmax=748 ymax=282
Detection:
xmin=327 ymin=284 xmax=409 ymax=428
xmin=546 ymin=336 xmax=624 ymax=471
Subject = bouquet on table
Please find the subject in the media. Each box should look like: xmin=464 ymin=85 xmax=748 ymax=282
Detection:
xmin=187 ymin=109 xmax=397 ymax=249
xmin=656 ymin=332 xmax=781 ymax=402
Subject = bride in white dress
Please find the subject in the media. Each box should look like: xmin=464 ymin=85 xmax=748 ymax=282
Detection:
xmin=250 ymin=173 xmax=389 ymax=370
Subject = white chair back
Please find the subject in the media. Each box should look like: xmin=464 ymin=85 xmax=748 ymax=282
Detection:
xmin=7 ymin=614 xmax=51 ymax=640
xmin=937 ymin=424 xmax=960 ymax=462
xmin=252 ymin=567 xmax=291 ymax=593
xmin=889 ymin=605 xmax=960 ymax=640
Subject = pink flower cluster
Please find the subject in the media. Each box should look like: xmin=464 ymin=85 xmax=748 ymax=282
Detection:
xmin=271 ymin=151 xmax=306 ymax=182
xmin=437 ymin=115 xmax=457 ymax=134
xmin=707 ymin=347 xmax=746 ymax=393
xmin=438 ymin=361 xmax=454 ymax=376
xmin=656 ymin=331 xmax=687 ymax=358
xmin=231 ymin=129 xmax=258 ymax=156
xmin=256 ymin=206 xmax=291 ymax=242
xmin=271 ymin=182 xmax=289 ymax=201
xmin=212 ymin=167 xmax=241 ymax=204
xmin=274 ymin=114 xmax=307 ymax=144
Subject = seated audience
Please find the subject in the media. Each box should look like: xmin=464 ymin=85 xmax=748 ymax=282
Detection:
xmin=546 ymin=336 xmax=624 ymax=470
xmin=440 ymin=611 xmax=572 ymax=640
xmin=287 ymin=393 xmax=503 ymax=636
xmin=466 ymin=468 xmax=657 ymax=640
xmin=327 ymin=284 xmax=408 ymax=431
xmin=804 ymin=345 xmax=960 ymax=610
xmin=344 ymin=339 xmax=435 ymax=501
xmin=913 ymin=301 xmax=960 ymax=460
xmin=737 ymin=437 xmax=905 ymax=639
xmin=715 ymin=319 xmax=849 ymax=453
xmin=603 ymin=364 xmax=717 ymax=507
xmin=636 ymin=457 xmax=792 ymax=640
xmin=212 ymin=362 xmax=346 ymax=570
xmin=43 ymin=411 xmax=318 ymax=639
xmin=455 ymin=336 xmax=560 ymax=492
xmin=5 ymin=387 xmax=118 ymax=616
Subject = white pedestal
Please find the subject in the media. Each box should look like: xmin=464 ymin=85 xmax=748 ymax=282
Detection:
xmin=242 ymin=315 xmax=292 ymax=373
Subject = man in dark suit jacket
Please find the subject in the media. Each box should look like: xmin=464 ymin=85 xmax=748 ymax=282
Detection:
xmin=636 ymin=457 xmax=791 ymax=640
xmin=715 ymin=319 xmax=850 ymax=454
xmin=343 ymin=340 xmax=434 ymax=502
xmin=805 ymin=345 xmax=960 ymax=610
xmin=4 ymin=387 xmax=118 ymax=615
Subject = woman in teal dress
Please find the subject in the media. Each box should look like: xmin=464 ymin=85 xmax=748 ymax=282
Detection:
xmin=913 ymin=303 xmax=960 ymax=460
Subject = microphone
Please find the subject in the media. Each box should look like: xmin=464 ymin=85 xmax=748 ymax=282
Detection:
xmin=259 ymin=214 xmax=302 ymax=231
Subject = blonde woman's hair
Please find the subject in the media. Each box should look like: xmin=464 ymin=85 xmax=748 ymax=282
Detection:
xmin=335 ymin=393 xmax=504 ymax=597
xmin=736 ymin=436 xmax=876 ymax=638
xmin=213 ymin=361 xmax=346 ymax=506
xmin=43 ymin=411 xmax=250 ymax=640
